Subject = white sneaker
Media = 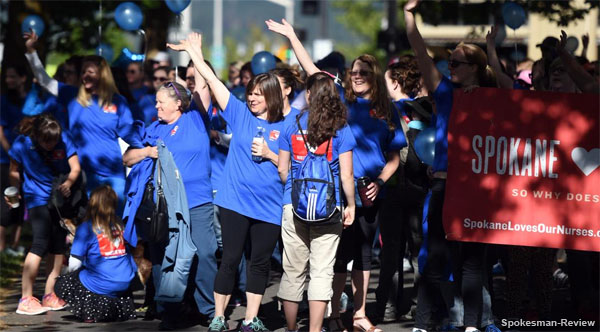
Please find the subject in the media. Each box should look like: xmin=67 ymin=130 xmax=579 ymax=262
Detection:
xmin=403 ymin=258 xmax=413 ymax=272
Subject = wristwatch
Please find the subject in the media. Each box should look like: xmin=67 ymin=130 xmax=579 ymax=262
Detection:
xmin=375 ymin=178 xmax=385 ymax=188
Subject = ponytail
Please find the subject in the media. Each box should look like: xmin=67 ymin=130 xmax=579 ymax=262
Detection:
xmin=18 ymin=113 xmax=62 ymax=145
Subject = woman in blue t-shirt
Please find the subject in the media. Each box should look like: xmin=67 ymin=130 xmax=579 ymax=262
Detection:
xmin=267 ymin=19 xmax=405 ymax=332
xmin=278 ymin=72 xmax=357 ymax=332
xmin=168 ymin=33 xmax=284 ymax=332
xmin=122 ymin=80 xmax=217 ymax=327
xmin=404 ymin=1 xmax=496 ymax=331
xmin=23 ymin=30 xmax=141 ymax=209
xmin=55 ymin=185 xmax=137 ymax=322
xmin=7 ymin=114 xmax=81 ymax=315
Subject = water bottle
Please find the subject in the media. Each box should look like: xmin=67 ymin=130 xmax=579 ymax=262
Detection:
xmin=252 ymin=127 xmax=264 ymax=162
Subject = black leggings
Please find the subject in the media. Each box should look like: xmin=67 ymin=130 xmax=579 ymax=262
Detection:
xmin=29 ymin=205 xmax=67 ymax=257
xmin=333 ymin=203 xmax=379 ymax=273
xmin=415 ymin=179 xmax=485 ymax=329
xmin=214 ymin=208 xmax=280 ymax=295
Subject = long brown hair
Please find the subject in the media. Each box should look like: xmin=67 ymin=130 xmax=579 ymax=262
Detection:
xmin=455 ymin=43 xmax=497 ymax=88
xmin=344 ymin=54 xmax=394 ymax=129
xmin=18 ymin=113 xmax=62 ymax=145
xmin=76 ymin=55 xmax=119 ymax=108
xmin=86 ymin=185 xmax=123 ymax=242
xmin=246 ymin=73 xmax=284 ymax=123
xmin=305 ymin=72 xmax=347 ymax=148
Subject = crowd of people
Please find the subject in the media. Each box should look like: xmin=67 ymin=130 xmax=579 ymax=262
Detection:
xmin=1 ymin=1 xmax=599 ymax=331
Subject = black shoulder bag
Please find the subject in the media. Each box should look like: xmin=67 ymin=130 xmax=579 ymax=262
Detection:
xmin=134 ymin=158 xmax=168 ymax=244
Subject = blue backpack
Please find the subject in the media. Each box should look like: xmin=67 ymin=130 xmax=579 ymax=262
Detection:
xmin=291 ymin=118 xmax=341 ymax=225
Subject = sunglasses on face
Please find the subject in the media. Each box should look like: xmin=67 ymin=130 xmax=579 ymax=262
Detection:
xmin=448 ymin=60 xmax=472 ymax=69
xmin=154 ymin=76 xmax=168 ymax=82
xmin=349 ymin=70 xmax=372 ymax=77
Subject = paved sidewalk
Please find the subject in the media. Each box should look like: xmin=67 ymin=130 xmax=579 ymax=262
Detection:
xmin=0 ymin=268 xmax=416 ymax=331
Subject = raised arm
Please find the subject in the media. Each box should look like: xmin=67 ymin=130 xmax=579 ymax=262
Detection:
xmin=167 ymin=33 xmax=231 ymax=110
xmin=557 ymin=30 xmax=599 ymax=94
xmin=192 ymin=65 xmax=211 ymax=114
xmin=266 ymin=19 xmax=320 ymax=76
xmin=23 ymin=30 xmax=58 ymax=96
xmin=581 ymin=33 xmax=589 ymax=59
xmin=404 ymin=0 xmax=442 ymax=93
xmin=486 ymin=26 xmax=514 ymax=89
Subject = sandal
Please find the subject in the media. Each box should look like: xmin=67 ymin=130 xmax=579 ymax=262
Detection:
xmin=329 ymin=316 xmax=348 ymax=332
xmin=352 ymin=316 xmax=383 ymax=332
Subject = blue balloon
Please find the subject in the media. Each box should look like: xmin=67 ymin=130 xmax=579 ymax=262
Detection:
xmin=231 ymin=86 xmax=246 ymax=101
xmin=96 ymin=43 xmax=114 ymax=62
xmin=436 ymin=60 xmax=451 ymax=79
xmin=502 ymin=2 xmax=526 ymax=30
xmin=251 ymin=51 xmax=276 ymax=75
xmin=165 ymin=0 xmax=191 ymax=14
xmin=414 ymin=127 xmax=436 ymax=166
xmin=115 ymin=2 xmax=143 ymax=31
xmin=21 ymin=15 xmax=45 ymax=37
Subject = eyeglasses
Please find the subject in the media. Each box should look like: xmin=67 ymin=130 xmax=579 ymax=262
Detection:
xmin=163 ymin=82 xmax=182 ymax=100
xmin=153 ymin=76 xmax=168 ymax=82
xmin=349 ymin=70 xmax=372 ymax=77
xmin=448 ymin=60 xmax=472 ymax=69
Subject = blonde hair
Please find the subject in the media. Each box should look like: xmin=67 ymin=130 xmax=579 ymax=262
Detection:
xmin=455 ymin=43 xmax=497 ymax=88
xmin=76 ymin=55 xmax=119 ymax=108
xmin=86 ymin=185 xmax=123 ymax=242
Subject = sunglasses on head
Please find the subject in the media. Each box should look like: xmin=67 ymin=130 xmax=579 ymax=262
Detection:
xmin=154 ymin=76 xmax=168 ymax=82
xmin=349 ymin=70 xmax=372 ymax=77
xmin=163 ymin=81 xmax=182 ymax=100
xmin=448 ymin=60 xmax=473 ymax=69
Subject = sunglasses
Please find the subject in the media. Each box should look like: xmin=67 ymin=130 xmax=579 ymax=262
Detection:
xmin=349 ymin=70 xmax=372 ymax=77
xmin=163 ymin=81 xmax=182 ymax=100
xmin=154 ymin=76 xmax=168 ymax=82
xmin=186 ymin=76 xmax=195 ymax=81
xmin=448 ymin=60 xmax=472 ymax=69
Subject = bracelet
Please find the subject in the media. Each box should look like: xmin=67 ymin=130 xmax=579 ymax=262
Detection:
xmin=375 ymin=178 xmax=385 ymax=188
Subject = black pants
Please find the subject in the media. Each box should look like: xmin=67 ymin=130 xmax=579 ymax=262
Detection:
xmin=29 ymin=205 xmax=67 ymax=257
xmin=214 ymin=208 xmax=280 ymax=295
xmin=333 ymin=202 xmax=380 ymax=273
xmin=415 ymin=179 xmax=485 ymax=329
xmin=376 ymin=185 xmax=425 ymax=313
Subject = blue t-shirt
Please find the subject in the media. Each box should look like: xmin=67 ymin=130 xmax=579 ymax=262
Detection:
xmin=71 ymin=221 xmax=136 ymax=297
xmin=56 ymin=83 xmax=142 ymax=178
xmin=432 ymin=77 xmax=454 ymax=172
xmin=131 ymin=86 xmax=158 ymax=126
xmin=337 ymin=85 xmax=407 ymax=180
xmin=0 ymin=95 xmax=25 ymax=164
xmin=393 ymin=98 xmax=412 ymax=118
xmin=145 ymin=109 xmax=212 ymax=208
xmin=280 ymin=112 xmax=356 ymax=205
xmin=207 ymin=103 xmax=230 ymax=191
xmin=8 ymin=132 xmax=76 ymax=209
xmin=213 ymin=95 xmax=285 ymax=225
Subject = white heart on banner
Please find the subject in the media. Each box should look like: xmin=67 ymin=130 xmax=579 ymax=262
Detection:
xmin=571 ymin=147 xmax=600 ymax=176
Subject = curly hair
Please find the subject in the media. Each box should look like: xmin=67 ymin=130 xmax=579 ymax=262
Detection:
xmin=388 ymin=55 xmax=422 ymax=97
xmin=343 ymin=54 xmax=394 ymax=130
xmin=305 ymin=72 xmax=347 ymax=148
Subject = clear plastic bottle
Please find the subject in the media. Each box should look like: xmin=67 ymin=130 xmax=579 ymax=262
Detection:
xmin=252 ymin=127 xmax=264 ymax=162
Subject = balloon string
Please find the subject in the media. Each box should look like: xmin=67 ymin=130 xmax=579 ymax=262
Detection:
xmin=513 ymin=29 xmax=518 ymax=73
xmin=139 ymin=29 xmax=148 ymax=66
xmin=98 ymin=0 xmax=102 ymax=54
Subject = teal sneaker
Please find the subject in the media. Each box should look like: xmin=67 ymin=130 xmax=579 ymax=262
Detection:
xmin=240 ymin=317 xmax=268 ymax=332
xmin=208 ymin=316 xmax=229 ymax=332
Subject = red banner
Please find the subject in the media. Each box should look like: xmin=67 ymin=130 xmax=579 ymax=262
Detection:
xmin=443 ymin=88 xmax=600 ymax=252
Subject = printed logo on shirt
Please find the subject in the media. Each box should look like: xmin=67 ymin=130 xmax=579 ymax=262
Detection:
xmin=269 ymin=130 xmax=280 ymax=141
xmin=103 ymin=104 xmax=118 ymax=114
xmin=52 ymin=149 xmax=66 ymax=160
xmin=369 ymin=109 xmax=377 ymax=118
xmin=212 ymin=107 xmax=218 ymax=116
xmin=291 ymin=134 xmax=333 ymax=162
xmin=95 ymin=226 xmax=126 ymax=258
xmin=170 ymin=125 xmax=179 ymax=136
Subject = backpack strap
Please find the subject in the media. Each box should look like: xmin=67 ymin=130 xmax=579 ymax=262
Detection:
xmin=295 ymin=114 xmax=331 ymax=158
